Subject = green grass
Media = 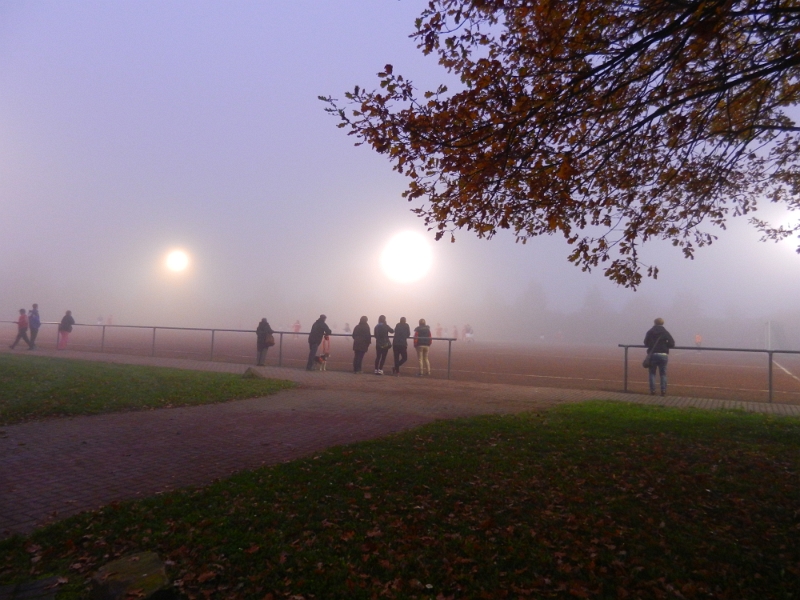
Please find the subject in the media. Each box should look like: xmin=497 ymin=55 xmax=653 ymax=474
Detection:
xmin=1 ymin=402 xmax=799 ymax=599
xmin=0 ymin=354 xmax=296 ymax=425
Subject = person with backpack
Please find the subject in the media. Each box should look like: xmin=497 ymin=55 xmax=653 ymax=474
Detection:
xmin=256 ymin=318 xmax=274 ymax=366
xmin=644 ymin=317 xmax=676 ymax=396
xmin=57 ymin=310 xmax=75 ymax=350
xmin=413 ymin=318 xmax=433 ymax=376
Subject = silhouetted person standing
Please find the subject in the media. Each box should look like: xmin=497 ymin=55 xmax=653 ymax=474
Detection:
xmin=256 ymin=318 xmax=274 ymax=366
xmin=414 ymin=318 xmax=433 ymax=376
xmin=57 ymin=310 xmax=75 ymax=350
xmin=28 ymin=304 xmax=41 ymax=349
xmin=392 ymin=317 xmax=411 ymax=376
xmin=306 ymin=314 xmax=331 ymax=371
xmin=644 ymin=317 xmax=675 ymax=396
xmin=351 ymin=316 xmax=371 ymax=374
xmin=9 ymin=309 xmax=32 ymax=350
xmin=373 ymin=315 xmax=394 ymax=375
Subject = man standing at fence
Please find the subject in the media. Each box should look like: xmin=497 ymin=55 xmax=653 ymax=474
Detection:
xmin=644 ymin=318 xmax=675 ymax=396
xmin=306 ymin=314 xmax=331 ymax=371
xmin=28 ymin=304 xmax=41 ymax=350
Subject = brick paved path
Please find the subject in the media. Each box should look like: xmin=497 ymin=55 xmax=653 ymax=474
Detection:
xmin=1 ymin=348 xmax=798 ymax=540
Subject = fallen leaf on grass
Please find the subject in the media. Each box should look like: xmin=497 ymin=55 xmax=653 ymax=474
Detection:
xmin=197 ymin=571 xmax=216 ymax=583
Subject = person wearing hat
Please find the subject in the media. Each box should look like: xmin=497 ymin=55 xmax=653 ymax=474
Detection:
xmin=644 ymin=317 xmax=676 ymax=396
xmin=306 ymin=314 xmax=331 ymax=371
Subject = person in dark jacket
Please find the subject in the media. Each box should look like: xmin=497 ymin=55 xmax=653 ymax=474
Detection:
xmin=644 ymin=317 xmax=676 ymax=396
xmin=373 ymin=315 xmax=395 ymax=375
xmin=57 ymin=310 xmax=75 ymax=350
xmin=306 ymin=314 xmax=332 ymax=371
xmin=391 ymin=317 xmax=411 ymax=376
xmin=256 ymin=318 xmax=274 ymax=366
xmin=28 ymin=304 xmax=41 ymax=350
xmin=351 ymin=316 xmax=371 ymax=374
xmin=414 ymin=318 xmax=433 ymax=376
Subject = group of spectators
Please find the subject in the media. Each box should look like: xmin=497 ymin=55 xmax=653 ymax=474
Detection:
xmin=9 ymin=305 xmax=75 ymax=351
xmin=255 ymin=315 xmax=679 ymax=392
xmin=256 ymin=314 xmax=436 ymax=376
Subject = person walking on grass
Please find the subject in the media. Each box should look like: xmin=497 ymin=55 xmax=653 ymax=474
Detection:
xmin=644 ymin=317 xmax=676 ymax=396
xmin=391 ymin=316 xmax=411 ymax=375
xmin=57 ymin=310 xmax=75 ymax=350
xmin=9 ymin=309 xmax=33 ymax=350
xmin=256 ymin=318 xmax=274 ymax=366
xmin=373 ymin=315 xmax=394 ymax=375
xmin=28 ymin=304 xmax=41 ymax=350
xmin=414 ymin=318 xmax=433 ymax=376
xmin=351 ymin=316 xmax=371 ymax=374
xmin=306 ymin=314 xmax=331 ymax=371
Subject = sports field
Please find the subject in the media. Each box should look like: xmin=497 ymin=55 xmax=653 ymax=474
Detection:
xmin=3 ymin=322 xmax=799 ymax=404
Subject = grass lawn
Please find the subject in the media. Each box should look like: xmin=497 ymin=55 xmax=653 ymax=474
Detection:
xmin=0 ymin=354 xmax=295 ymax=425
xmin=1 ymin=402 xmax=799 ymax=599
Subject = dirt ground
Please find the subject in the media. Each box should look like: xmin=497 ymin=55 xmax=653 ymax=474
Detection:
xmin=4 ymin=322 xmax=800 ymax=404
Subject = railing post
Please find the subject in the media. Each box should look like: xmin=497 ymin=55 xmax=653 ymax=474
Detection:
xmin=210 ymin=330 xmax=215 ymax=361
xmin=623 ymin=346 xmax=629 ymax=392
xmin=278 ymin=332 xmax=284 ymax=367
xmin=768 ymin=351 xmax=774 ymax=403
xmin=151 ymin=327 xmax=157 ymax=357
xmin=101 ymin=325 xmax=106 ymax=353
xmin=447 ymin=339 xmax=452 ymax=380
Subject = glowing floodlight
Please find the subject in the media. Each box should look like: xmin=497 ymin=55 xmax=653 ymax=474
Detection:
xmin=165 ymin=249 xmax=190 ymax=272
xmin=380 ymin=231 xmax=433 ymax=283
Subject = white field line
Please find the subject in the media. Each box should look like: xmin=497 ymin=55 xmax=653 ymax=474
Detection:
xmin=773 ymin=360 xmax=800 ymax=384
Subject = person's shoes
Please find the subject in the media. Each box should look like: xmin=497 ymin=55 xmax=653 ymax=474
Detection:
xmin=9 ymin=345 xmax=14 ymax=350
xmin=28 ymin=346 xmax=35 ymax=351
xmin=661 ymin=391 xmax=666 ymax=396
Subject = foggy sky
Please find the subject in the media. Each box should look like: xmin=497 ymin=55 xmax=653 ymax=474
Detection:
xmin=2 ymin=1 xmax=799 ymax=348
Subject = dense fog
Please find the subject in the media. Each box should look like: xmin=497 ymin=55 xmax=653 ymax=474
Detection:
xmin=2 ymin=1 xmax=799 ymax=350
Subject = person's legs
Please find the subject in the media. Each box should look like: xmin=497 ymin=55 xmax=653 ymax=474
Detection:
xmin=354 ymin=350 xmax=365 ymax=373
xmin=420 ymin=346 xmax=430 ymax=374
xmin=416 ymin=348 xmax=423 ymax=374
xmin=29 ymin=328 xmax=39 ymax=348
xmin=657 ymin=355 xmax=669 ymax=395
xmin=57 ymin=331 xmax=69 ymax=350
xmin=257 ymin=348 xmax=265 ymax=366
xmin=648 ymin=363 xmax=657 ymax=394
xmin=377 ymin=347 xmax=389 ymax=371
xmin=306 ymin=342 xmax=320 ymax=370
xmin=393 ymin=346 xmax=407 ymax=374
xmin=10 ymin=330 xmax=24 ymax=349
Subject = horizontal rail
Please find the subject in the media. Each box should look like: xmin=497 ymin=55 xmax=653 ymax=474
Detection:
xmin=619 ymin=344 xmax=800 ymax=402
xmin=1 ymin=321 xmax=457 ymax=378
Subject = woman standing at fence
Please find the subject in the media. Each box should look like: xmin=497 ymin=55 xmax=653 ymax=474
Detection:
xmin=256 ymin=318 xmax=274 ymax=366
xmin=414 ymin=318 xmax=432 ymax=376
xmin=351 ymin=316 xmax=371 ymax=374
xmin=644 ymin=317 xmax=675 ymax=396
xmin=57 ymin=310 xmax=75 ymax=350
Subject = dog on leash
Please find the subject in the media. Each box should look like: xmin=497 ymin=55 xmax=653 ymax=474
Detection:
xmin=315 ymin=353 xmax=330 ymax=371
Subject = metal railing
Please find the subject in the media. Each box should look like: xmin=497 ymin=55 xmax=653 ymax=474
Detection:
xmin=619 ymin=344 xmax=800 ymax=402
xmin=3 ymin=321 xmax=458 ymax=379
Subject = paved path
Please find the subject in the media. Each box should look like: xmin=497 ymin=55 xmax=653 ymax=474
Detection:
xmin=2 ymin=348 xmax=798 ymax=539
